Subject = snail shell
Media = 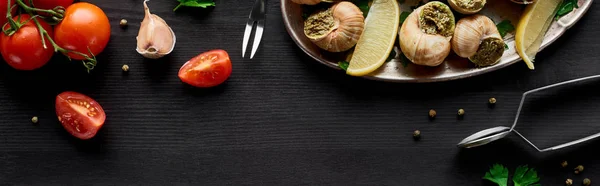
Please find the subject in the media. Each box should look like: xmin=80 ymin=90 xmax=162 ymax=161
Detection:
xmin=448 ymin=0 xmax=486 ymax=14
xmin=399 ymin=1 xmax=455 ymax=67
xmin=303 ymin=1 xmax=365 ymax=53
xmin=451 ymin=14 xmax=505 ymax=67
xmin=291 ymin=0 xmax=338 ymax=5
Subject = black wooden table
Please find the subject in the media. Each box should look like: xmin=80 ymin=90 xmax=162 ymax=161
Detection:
xmin=1 ymin=0 xmax=600 ymax=185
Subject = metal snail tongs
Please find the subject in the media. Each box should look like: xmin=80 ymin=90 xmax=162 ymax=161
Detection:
xmin=457 ymin=74 xmax=600 ymax=152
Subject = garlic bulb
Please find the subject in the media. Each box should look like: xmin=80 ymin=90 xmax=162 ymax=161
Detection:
xmin=451 ymin=14 xmax=505 ymax=67
xmin=291 ymin=0 xmax=338 ymax=5
xmin=448 ymin=0 xmax=486 ymax=14
xmin=399 ymin=1 xmax=455 ymax=67
xmin=136 ymin=0 xmax=176 ymax=59
xmin=303 ymin=1 xmax=364 ymax=53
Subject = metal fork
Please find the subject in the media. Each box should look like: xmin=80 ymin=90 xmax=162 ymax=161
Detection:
xmin=242 ymin=0 xmax=266 ymax=59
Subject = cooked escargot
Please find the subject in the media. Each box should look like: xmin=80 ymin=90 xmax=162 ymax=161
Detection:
xmin=303 ymin=1 xmax=365 ymax=53
xmin=451 ymin=14 xmax=505 ymax=67
xmin=448 ymin=0 xmax=486 ymax=14
xmin=399 ymin=1 xmax=456 ymax=67
xmin=291 ymin=0 xmax=339 ymax=5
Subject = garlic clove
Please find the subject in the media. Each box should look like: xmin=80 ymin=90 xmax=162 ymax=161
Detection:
xmin=136 ymin=0 xmax=176 ymax=59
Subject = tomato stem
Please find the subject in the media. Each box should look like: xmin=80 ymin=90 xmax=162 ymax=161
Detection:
xmin=30 ymin=17 xmax=98 ymax=72
xmin=9 ymin=0 xmax=97 ymax=72
xmin=2 ymin=1 xmax=21 ymax=36
xmin=16 ymin=0 xmax=65 ymax=22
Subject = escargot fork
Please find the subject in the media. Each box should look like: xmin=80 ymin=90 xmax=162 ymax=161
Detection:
xmin=242 ymin=0 xmax=266 ymax=59
xmin=457 ymin=74 xmax=600 ymax=152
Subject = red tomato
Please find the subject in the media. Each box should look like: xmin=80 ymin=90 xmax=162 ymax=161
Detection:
xmin=0 ymin=0 xmax=16 ymax=26
xmin=178 ymin=49 xmax=233 ymax=88
xmin=54 ymin=2 xmax=110 ymax=60
xmin=0 ymin=14 xmax=54 ymax=70
xmin=26 ymin=0 xmax=74 ymax=16
xmin=55 ymin=91 xmax=106 ymax=140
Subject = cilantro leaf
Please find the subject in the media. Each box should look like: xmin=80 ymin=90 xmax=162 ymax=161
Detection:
xmin=351 ymin=0 xmax=371 ymax=17
xmin=338 ymin=61 xmax=349 ymax=71
xmin=512 ymin=165 xmax=540 ymax=186
xmin=483 ymin=164 xmax=509 ymax=186
xmin=496 ymin=20 xmax=515 ymax=38
xmin=556 ymin=0 xmax=579 ymax=20
xmin=174 ymin=0 xmax=215 ymax=11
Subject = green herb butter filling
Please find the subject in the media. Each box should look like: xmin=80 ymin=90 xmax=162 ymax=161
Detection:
xmin=419 ymin=2 xmax=455 ymax=37
xmin=456 ymin=0 xmax=485 ymax=11
xmin=469 ymin=37 xmax=505 ymax=67
xmin=304 ymin=8 xmax=335 ymax=39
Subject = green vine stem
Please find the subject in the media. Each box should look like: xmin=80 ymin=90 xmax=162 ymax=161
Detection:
xmin=17 ymin=0 xmax=65 ymax=22
xmin=3 ymin=0 xmax=98 ymax=72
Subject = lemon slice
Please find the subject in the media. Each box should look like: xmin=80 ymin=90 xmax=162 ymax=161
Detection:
xmin=515 ymin=0 xmax=562 ymax=70
xmin=346 ymin=0 xmax=400 ymax=76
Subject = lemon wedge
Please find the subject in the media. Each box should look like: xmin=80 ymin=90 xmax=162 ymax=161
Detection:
xmin=346 ymin=0 xmax=400 ymax=76
xmin=515 ymin=0 xmax=562 ymax=70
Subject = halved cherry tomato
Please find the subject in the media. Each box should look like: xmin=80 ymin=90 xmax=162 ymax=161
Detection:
xmin=0 ymin=14 xmax=54 ymax=70
xmin=55 ymin=91 xmax=106 ymax=140
xmin=26 ymin=0 xmax=74 ymax=16
xmin=53 ymin=2 xmax=110 ymax=60
xmin=178 ymin=49 xmax=233 ymax=88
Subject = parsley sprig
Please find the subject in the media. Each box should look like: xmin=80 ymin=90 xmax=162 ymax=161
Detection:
xmin=556 ymin=0 xmax=579 ymax=20
xmin=174 ymin=0 xmax=215 ymax=12
xmin=483 ymin=164 xmax=541 ymax=186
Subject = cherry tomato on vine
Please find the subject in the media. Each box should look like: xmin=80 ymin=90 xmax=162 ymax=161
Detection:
xmin=55 ymin=91 xmax=106 ymax=140
xmin=0 ymin=14 xmax=54 ymax=70
xmin=25 ymin=0 xmax=74 ymax=16
xmin=0 ymin=0 xmax=16 ymax=26
xmin=178 ymin=49 xmax=233 ymax=88
xmin=54 ymin=2 xmax=110 ymax=60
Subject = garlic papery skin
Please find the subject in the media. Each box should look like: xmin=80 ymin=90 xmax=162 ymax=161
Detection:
xmin=291 ymin=0 xmax=338 ymax=5
xmin=303 ymin=1 xmax=365 ymax=53
xmin=399 ymin=1 xmax=455 ymax=67
xmin=448 ymin=0 xmax=486 ymax=14
xmin=451 ymin=14 xmax=505 ymax=67
xmin=136 ymin=0 xmax=176 ymax=59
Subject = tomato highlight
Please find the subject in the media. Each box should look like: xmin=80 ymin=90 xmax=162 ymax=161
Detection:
xmin=178 ymin=49 xmax=233 ymax=88
xmin=55 ymin=91 xmax=106 ymax=140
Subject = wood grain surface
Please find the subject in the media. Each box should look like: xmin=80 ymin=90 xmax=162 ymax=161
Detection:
xmin=1 ymin=0 xmax=600 ymax=185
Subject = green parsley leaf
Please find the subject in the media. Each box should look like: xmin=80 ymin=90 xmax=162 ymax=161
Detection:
xmin=351 ymin=0 xmax=371 ymax=17
xmin=400 ymin=11 xmax=411 ymax=26
xmin=504 ymin=44 xmax=509 ymax=50
xmin=496 ymin=20 xmax=515 ymax=38
xmin=174 ymin=0 xmax=215 ymax=11
xmin=556 ymin=0 xmax=579 ymax=20
xmin=512 ymin=165 xmax=540 ymax=186
xmin=338 ymin=61 xmax=349 ymax=71
xmin=483 ymin=164 xmax=509 ymax=186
